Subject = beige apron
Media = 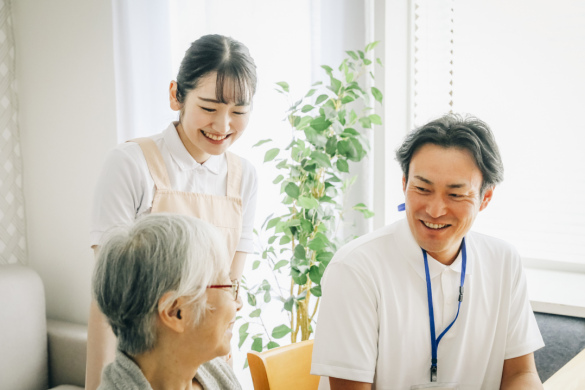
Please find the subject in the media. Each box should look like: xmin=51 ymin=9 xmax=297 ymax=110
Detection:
xmin=130 ymin=137 xmax=243 ymax=260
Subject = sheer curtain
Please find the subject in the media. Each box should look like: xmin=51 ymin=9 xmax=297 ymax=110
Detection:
xmin=112 ymin=0 xmax=176 ymax=142
xmin=0 ymin=0 xmax=27 ymax=265
xmin=397 ymin=0 xmax=585 ymax=267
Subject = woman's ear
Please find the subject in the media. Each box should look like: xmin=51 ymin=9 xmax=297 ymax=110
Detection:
xmin=169 ymin=81 xmax=182 ymax=112
xmin=158 ymin=292 xmax=186 ymax=333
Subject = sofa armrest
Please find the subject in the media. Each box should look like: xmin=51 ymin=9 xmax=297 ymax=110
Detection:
xmin=47 ymin=319 xmax=87 ymax=389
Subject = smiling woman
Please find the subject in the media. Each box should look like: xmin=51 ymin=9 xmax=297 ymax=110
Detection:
xmin=86 ymin=34 xmax=259 ymax=390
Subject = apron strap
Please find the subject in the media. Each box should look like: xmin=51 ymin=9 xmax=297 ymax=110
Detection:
xmin=128 ymin=138 xmax=171 ymax=190
xmin=225 ymin=152 xmax=242 ymax=198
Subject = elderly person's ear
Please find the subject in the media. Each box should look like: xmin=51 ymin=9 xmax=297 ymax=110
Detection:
xmin=158 ymin=292 xmax=188 ymax=333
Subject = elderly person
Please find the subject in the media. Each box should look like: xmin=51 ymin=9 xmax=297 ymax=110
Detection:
xmin=93 ymin=213 xmax=243 ymax=390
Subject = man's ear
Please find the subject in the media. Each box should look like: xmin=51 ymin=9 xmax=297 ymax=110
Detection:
xmin=169 ymin=81 xmax=182 ymax=112
xmin=402 ymin=175 xmax=407 ymax=193
xmin=479 ymin=186 xmax=495 ymax=211
xmin=158 ymin=292 xmax=186 ymax=333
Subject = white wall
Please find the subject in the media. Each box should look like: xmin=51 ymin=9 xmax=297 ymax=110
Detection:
xmin=13 ymin=0 xmax=118 ymax=324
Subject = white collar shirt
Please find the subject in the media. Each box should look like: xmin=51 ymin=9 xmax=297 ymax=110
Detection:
xmin=311 ymin=218 xmax=543 ymax=390
xmin=90 ymin=123 xmax=258 ymax=252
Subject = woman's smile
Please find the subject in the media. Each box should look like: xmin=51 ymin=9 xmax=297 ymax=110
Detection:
xmin=201 ymin=129 xmax=232 ymax=143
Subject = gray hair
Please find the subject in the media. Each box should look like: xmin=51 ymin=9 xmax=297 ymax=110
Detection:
xmin=92 ymin=213 xmax=230 ymax=356
xmin=396 ymin=114 xmax=504 ymax=194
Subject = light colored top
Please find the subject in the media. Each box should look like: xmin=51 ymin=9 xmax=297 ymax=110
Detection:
xmin=311 ymin=218 xmax=544 ymax=390
xmin=90 ymin=123 xmax=257 ymax=252
xmin=98 ymin=349 xmax=242 ymax=390
xmin=129 ymin=137 xmax=243 ymax=260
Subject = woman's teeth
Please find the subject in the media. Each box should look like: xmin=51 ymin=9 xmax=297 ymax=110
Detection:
xmin=202 ymin=130 xmax=228 ymax=141
xmin=423 ymin=221 xmax=448 ymax=229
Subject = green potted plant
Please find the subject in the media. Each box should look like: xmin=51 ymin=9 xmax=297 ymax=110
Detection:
xmin=238 ymin=42 xmax=384 ymax=358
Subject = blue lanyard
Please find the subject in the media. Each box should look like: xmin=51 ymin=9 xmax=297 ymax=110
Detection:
xmin=423 ymin=238 xmax=467 ymax=382
xmin=397 ymin=203 xmax=467 ymax=382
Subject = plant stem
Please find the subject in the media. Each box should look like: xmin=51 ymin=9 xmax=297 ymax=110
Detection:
xmin=310 ymin=297 xmax=321 ymax=322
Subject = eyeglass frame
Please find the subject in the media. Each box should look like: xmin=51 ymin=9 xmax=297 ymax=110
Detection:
xmin=207 ymin=279 xmax=239 ymax=301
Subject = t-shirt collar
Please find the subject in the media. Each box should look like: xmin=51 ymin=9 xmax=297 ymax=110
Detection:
xmin=396 ymin=218 xmax=474 ymax=280
xmin=163 ymin=122 xmax=220 ymax=174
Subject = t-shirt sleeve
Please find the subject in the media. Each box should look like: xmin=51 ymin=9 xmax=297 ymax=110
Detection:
xmin=504 ymin=252 xmax=544 ymax=359
xmin=311 ymin=260 xmax=378 ymax=383
xmin=90 ymin=147 xmax=145 ymax=247
xmin=236 ymin=159 xmax=257 ymax=254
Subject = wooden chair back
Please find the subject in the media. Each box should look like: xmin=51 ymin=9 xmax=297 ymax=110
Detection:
xmin=247 ymin=339 xmax=320 ymax=390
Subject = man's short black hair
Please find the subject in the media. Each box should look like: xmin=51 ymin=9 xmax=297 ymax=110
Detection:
xmin=396 ymin=114 xmax=504 ymax=194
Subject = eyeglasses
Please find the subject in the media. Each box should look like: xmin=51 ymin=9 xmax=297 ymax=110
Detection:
xmin=207 ymin=280 xmax=239 ymax=301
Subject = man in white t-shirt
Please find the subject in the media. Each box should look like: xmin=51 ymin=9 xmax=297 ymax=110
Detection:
xmin=311 ymin=114 xmax=544 ymax=390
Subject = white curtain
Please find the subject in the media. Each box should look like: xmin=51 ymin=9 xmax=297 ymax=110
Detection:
xmin=112 ymin=0 xmax=176 ymax=141
xmin=404 ymin=0 xmax=585 ymax=267
xmin=0 ymin=0 xmax=27 ymax=265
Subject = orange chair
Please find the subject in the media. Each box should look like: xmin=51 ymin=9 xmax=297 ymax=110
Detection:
xmin=247 ymin=339 xmax=320 ymax=390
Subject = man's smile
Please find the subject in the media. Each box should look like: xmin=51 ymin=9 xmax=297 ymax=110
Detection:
xmin=421 ymin=220 xmax=451 ymax=230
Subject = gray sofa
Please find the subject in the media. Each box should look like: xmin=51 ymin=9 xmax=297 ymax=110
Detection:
xmin=0 ymin=264 xmax=86 ymax=390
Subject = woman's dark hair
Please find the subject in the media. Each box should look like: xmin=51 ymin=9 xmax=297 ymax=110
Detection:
xmin=396 ymin=114 xmax=504 ymax=195
xmin=175 ymin=34 xmax=257 ymax=105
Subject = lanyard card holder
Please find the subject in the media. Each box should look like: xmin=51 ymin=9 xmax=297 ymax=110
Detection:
xmin=410 ymin=383 xmax=459 ymax=389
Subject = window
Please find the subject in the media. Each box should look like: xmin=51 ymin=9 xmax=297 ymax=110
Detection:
xmin=390 ymin=0 xmax=585 ymax=268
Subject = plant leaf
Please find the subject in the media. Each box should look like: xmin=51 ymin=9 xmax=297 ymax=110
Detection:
xmin=284 ymin=182 xmax=300 ymax=199
xmin=310 ymin=151 xmax=332 ymax=168
xmin=310 ymin=116 xmax=332 ymax=132
xmin=251 ymin=337 xmax=263 ymax=352
xmin=326 ymin=137 xmax=338 ymax=156
xmin=310 ymin=285 xmax=322 ymax=297
xmin=249 ymin=308 xmax=261 ymax=318
xmin=309 ymin=265 xmax=323 ymax=284
xmin=341 ymin=95 xmax=355 ymax=104
xmin=365 ymin=41 xmax=380 ymax=52
xmin=276 ymin=81 xmax=289 ymax=92
xmin=238 ymin=323 xmax=249 ymax=348
xmin=273 ymin=174 xmax=284 ymax=184
xmin=317 ymin=252 xmax=334 ymax=264
xmin=274 ymin=260 xmax=289 ymax=271
xmin=267 ymin=217 xmax=281 ymax=229
xmin=301 ymin=104 xmax=314 ymax=113
xmin=336 ymin=158 xmax=349 ymax=173
xmin=272 ymin=324 xmax=292 ymax=339
xmin=369 ymin=114 xmax=382 ymax=125
xmin=284 ymin=296 xmax=294 ymax=312
xmin=294 ymin=244 xmax=306 ymax=260
xmin=330 ymin=77 xmax=342 ymax=95
xmin=321 ymin=65 xmax=333 ymax=75
xmin=253 ymin=138 xmax=272 ymax=147
xmin=296 ymin=115 xmax=313 ymax=129
xmin=342 ymin=127 xmax=360 ymax=136
xmin=267 ymin=341 xmax=280 ymax=350
xmin=315 ymin=94 xmax=329 ymax=105
xmin=297 ymin=196 xmax=319 ymax=209
xmin=264 ymin=148 xmax=280 ymax=162
xmin=346 ymin=50 xmax=359 ymax=60
xmin=247 ymin=292 xmax=257 ymax=306
xmin=359 ymin=117 xmax=372 ymax=129
xmin=371 ymin=87 xmax=383 ymax=103
xmin=305 ymin=88 xmax=316 ymax=97
xmin=252 ymin=260 xmax=260 ymax=270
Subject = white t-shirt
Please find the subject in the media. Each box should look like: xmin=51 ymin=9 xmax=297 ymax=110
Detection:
xmin=311 ymin=218 xmax=543 ymax=390
xmin=90 ymin=123 xmax=258 ymax=253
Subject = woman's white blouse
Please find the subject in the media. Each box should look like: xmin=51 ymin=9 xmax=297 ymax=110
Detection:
xmin=90 ymin=123 xmax=258 ymax=253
